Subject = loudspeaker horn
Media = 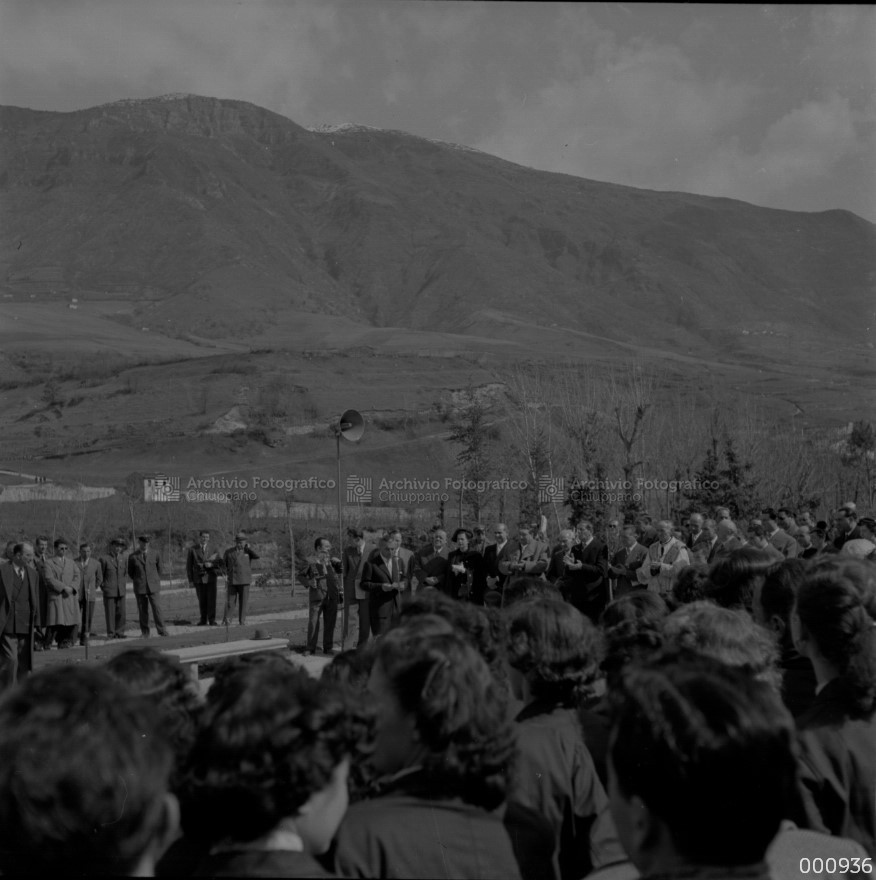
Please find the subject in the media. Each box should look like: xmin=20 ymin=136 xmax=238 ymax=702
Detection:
xmin=338 ymin=409 xmax=364 ymax=442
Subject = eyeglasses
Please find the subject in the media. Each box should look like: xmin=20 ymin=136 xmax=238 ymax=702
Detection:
xmin=57 ymin=546 xmax=68 ymax=552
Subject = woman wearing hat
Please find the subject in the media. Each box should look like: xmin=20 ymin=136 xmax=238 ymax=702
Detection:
xmin=445 ymin=528 xmax=487 ymax=604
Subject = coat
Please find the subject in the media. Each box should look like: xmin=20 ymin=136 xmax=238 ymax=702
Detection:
xmin=332 ymin=772 xmax=523 ymax=880
xmin=44 ymin=555 xmax=81 ymax=626
xmin=223 ymin=545 xmax=259 ymax=586
xmin=608 ymin=542 xmax=648 ymax=597
xmin=0 ymin=562 xmax=41 ymax=634
xmin=186 ymin=544 xmax=221 ymax=586
xmin=100 ymin=552 xmax=129 ymax=599
xmin=513 ymin=701 xmax=625 ymax=879
xmin=792 ymin=678 xmax=876 ymax=854
xmin=128 ymin=549 xmax=163 ymax=595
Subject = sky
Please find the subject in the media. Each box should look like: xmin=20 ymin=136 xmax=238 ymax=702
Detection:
xmin=1 ymin=1 xmax=874 ymax=222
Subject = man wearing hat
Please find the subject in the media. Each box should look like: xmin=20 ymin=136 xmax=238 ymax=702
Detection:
xmin=222 ymin=532 xmax=259 ymax=626
xmin=127 ymin=535 xmax=168 ymax=638
xmin=100 ymin=538 xmax=129 ymax=638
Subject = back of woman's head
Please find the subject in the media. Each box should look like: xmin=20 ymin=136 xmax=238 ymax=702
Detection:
xmin=321 ymin=647 xmax=375 ymax=693
xmin=376 ymin=614 xmax=515 ymax=809
xmin=103 ymin=647 xmax=202 ymax=790
xmin=601 ymin=620 xmax=665 ymax=691
xmin=609 ymin=650 xmax=797 ymax=867
xmin=795 ymin=558 xmax=876 ymax=715
xmin=179 ymin=665 xmax=370 ymax=844
xmin=672 ymin=564 xmax=711 ymax=606
xmin=601 ymin=590 xmax=669 ymax=631
xmin=705 ymin=548 xmax=777 ymax=610
xmin=506 ymin=598 xmax=602 ymax=704
xmin=662 ymin=601 xmax=782 ymax=693
xmin=398 ymin=591 xmax=508 ymax=677
xmin=502 ymin=575 xmax=563 ymax=608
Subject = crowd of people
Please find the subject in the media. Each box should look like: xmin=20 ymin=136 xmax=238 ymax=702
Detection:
xmin=0 ymin=529 xmax=260 ymax=687
xmin=0 ymin=496 xmax=874 ymax=877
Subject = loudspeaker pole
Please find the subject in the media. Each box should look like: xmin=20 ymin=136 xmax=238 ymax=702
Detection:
xmin=333 ymin=410 xmax=364 ymax=636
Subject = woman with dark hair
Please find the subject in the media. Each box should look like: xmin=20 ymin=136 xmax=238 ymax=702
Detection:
xmin=175 ymin=659 xmax=370 ymax=878
xmin=661 ymin=601 xmax=783 ymax=694
xmin=607 ymin=651 xmax=800 ymax=876
xmin=506 ymin=599 xmax=625 ymax=879
xmin=331 ymin=614 xmax=522 ymax=879
xmin=445 ymin=527 xmax=487 ymax=603
xmin=791 ymin=558 xmax=876 ymax=852
xmin=704 ymin=547 xmax=777 ymax=611
xmin=670 ymin=563 xmax=710 ymax=607
xmin=103 ymin=647 xmax=203 ymax=793
xmin=600 ymin=589 xmax=669 ymax=631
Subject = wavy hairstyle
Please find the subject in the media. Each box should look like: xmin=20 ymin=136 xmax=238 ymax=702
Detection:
xmin=506 ymin=598 xmax=602 ymax=704
xmin=0 ymin=667 xmax=173 ymax=876
xmin=375 ymin=614 xmax=516 ymax=810
xmin=501 ymin=574 xmax=563 ymax=608
xmin=600 ymin=589 xmax=669 ymax=631
xmin=609 ymin=650 xmax=798 ymax=866
xmin=103 ymin=647 xmax=202 ymax=792
xmin=662 ymin=601 xmax=782 ymax=694
xmin=795 ymin=557 xmax=876 ymax=715
xmin=397 ymin=589 xmax=510 ymax=687
xmin=177 ymin=657 xmax=372 ymax=843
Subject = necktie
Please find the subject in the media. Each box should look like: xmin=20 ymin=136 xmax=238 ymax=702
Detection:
xmin=391 ymin=553 xmax=399 ymax=585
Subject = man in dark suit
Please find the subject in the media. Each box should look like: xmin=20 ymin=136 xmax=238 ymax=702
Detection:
xmin=186 ymin=530 xmax=220 ymax=626
xmin=763 ymin=508 xmax=799 ymax=558
xmin=564 ymin=521 xmax=609 ymax=621
xmin=303 ymin=537 xmax=342 ymax=656
xmin=340 ymin=529 xmax=366 ymax=650
xmin=127 ymin=535 xmax=168 ymax=638
xmin=0 ymin=542 xmax=41 ymax=689
xmin=712 ymin=520 xmax=744 ymax=562
xmin=546 ymin=529 xmax=577 ymax=595
xmin=690 ymin=519 xmax=719 ymax=565
xmin=412 ymin=529 xmax=449 ymax=592
xmin=222 ymin=532 xmax=260 ymax=626
xmin=100 ymin=537 xmax=129 ymax=638
xmin=609 ymin=525 xmax=648 ymax=598
xmin=361 ymin=532 xmax=406 ymax=637
xmin=32 ymin=535 xmax=51 ymax=650
xmin=685 ymin=512 xmax=705 ymax=549
xmin=832 ymin=506 xmax=862 ymax=551
xmin=483 ymin=523 xmax=514 ymax=596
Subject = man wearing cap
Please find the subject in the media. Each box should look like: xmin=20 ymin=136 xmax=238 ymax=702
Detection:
xmin=0 ymin=542 xmax=41 ymax=688
xmin=186 ymin=530 xmax=220 ymax=626
xmin=222 ymin=532 xmax=259 ymax=626
xmin=76 ymin=542 xmax=102 ymax=645
xmin=127 ymin=535 xmax=168 ymax=638
xmin=100 ymin=538 xmax=129 ymax=638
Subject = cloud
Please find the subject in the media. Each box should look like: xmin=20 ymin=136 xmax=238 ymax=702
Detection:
xmin=472 ymin=9 xmax=875 ymax=218
xmin=474 ymin=38 xmax=758 ymax=193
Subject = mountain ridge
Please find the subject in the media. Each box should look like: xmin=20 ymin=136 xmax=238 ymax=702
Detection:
xmin=1 ymin=94 xmax=873 ymax=365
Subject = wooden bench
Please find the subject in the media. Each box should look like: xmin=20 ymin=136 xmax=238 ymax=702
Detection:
xmin=164 ymin=638 xmax=289 ymax=683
